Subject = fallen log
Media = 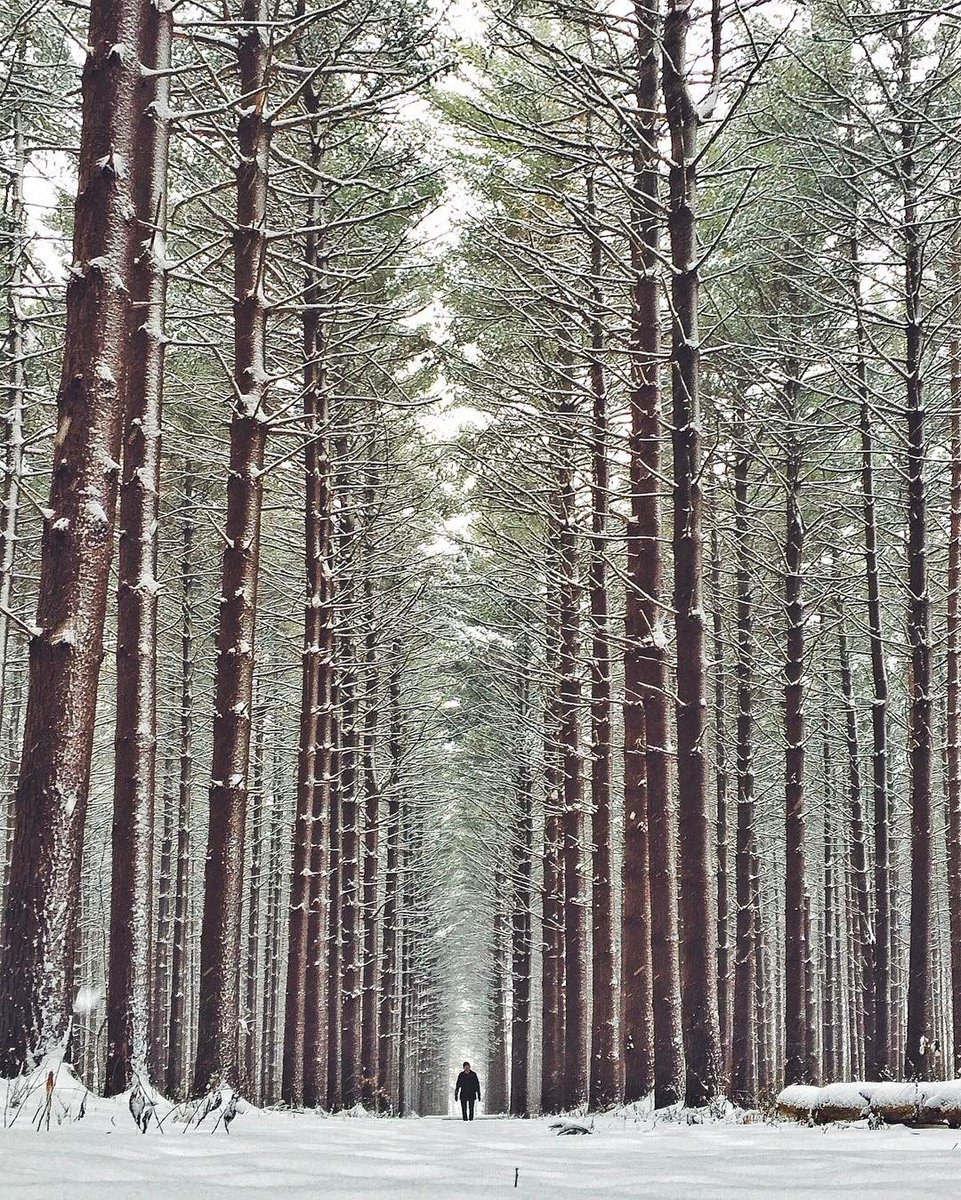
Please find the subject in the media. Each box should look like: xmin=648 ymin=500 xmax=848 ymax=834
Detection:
xmin=776 ymin=1080 xmax=961 ymax=1127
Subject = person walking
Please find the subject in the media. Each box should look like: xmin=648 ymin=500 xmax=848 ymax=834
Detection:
xmin=454 ymin=1061 xmax=481 ymax=1121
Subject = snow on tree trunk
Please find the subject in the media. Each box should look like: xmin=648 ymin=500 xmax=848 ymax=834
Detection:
xmin=0 ymin=0 xmax=145 ymax=1073
xmin=901 ymin=20 xmax=934 ymax=1080
xmin=166 ymin=462 xmax=196 ymax=1098
xmin=663 ymin=0 xmax=722 ymax=1108
xmin=193 ymin=0 xmax=271 ymax=1093
xmin=621 ymin=0 xmax=678 ymax=1109
xmin=947 ymin=288 xmax=961 ymax=1077
xmin=283 ymin=159 xmax=333 ymax=1109
xmin=729 ymin=405 xmax=757 ymax=1107
xmin=586 ymin=169 xmax=619 ymax=1112
xmin=782 ymin=375 xmax=811 ymax=1088
xmin=556 ymin=343 xmax=589 ymax=1111
xmin=105 ymin=0 xmax=172 ymax=1096
xmin=510 ymin=655 xmax=533 ymax=1116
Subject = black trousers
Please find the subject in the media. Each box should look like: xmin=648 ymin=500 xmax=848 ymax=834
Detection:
xmin=460 ymin=1096 xmax=476 ymax=1121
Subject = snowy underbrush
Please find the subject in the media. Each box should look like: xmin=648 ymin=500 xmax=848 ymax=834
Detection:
xmin=1 ymin=1060 xmax=247 ymax=1136
xmin=777 ymin=1079 xmax=961 ymax=1126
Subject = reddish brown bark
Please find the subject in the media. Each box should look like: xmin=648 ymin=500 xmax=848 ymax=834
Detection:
xmin=283 ymin=158 xmax=333 ymax=1109
xmin=540 ymin=574 xmax=565 ymax=1113
xmin=622 ymin=0 xmax=677 ymax=1109
xmin=850 ymin=222 xmax=891 ymax=1078
xmin=488 ymin=868 xmax=510 ymax=1113
xmin=837 ymin=607 xmax=874 ymax=1078
xmin=105 ymin=0 xmax=172 ymax=1095
xmin=510 ymin=658 xmax=533 ymax=1116
xmin=325 ymin=678 xmax=343 ymax=1110
xmin=338 ymin=615 xmax=361 ymax=1108
xmin=0 ymin=0 xmax=144 ymax=1072
xmin=782 ymin=377 xmax=810 ymax=1088
xmin=166 ymin=463 xmax=196 ymax=1098
xmin=711 ymin=524 xmax=731 ymax=1070
xmin=359 ymin=575 xmax=380 ymax=1109
xmin=243 ymin=710 xmax=267 ymax=1096
xmin=377 ymin=647 xmax=403 ymax=1110
xmin=586 ymin=171 xmax=618 ymax=1111
xmin=822 ymin=734 xmax=840 ymax=1084
xmin=556 ymin=349 xmax=588 ymax=1111
xmin=261 ymin=764 xmax=284 ymax=1104
xmin=901 ymin=29 xmax=934 ymax=1078
xmin=194 ymin=0 xmax=271 ymax=1093
xmin=728 ymin=408 xmax=756 ymax=1107
xmin=947 ymin=291 xmax=961 ymax=1076
xmin=663 ymin=0 xmax=721 ymax=1107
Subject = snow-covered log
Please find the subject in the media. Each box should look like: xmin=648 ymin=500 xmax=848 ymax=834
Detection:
xmin=776 ymin=1081 xmax=961 ymax=1126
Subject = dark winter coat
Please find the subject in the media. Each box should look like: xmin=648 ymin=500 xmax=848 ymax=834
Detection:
xmin=455 ymin=1070 xmax=481 ymax=1101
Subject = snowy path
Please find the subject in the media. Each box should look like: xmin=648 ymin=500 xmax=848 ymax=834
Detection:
xmin=1 ymin=1102 xmax=958 ymax=1198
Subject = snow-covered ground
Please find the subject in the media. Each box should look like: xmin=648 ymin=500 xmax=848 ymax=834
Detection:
xmin=2 ymin=1090 xmax=960 ymax=1199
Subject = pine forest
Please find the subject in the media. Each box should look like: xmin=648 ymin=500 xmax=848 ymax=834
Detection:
xmin=1 ymin=0 xmax=961 ymax=1190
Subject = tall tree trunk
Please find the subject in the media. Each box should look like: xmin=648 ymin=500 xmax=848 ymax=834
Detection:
xmin=0 ymin=113 xmax=27 ymax=920
xmin=488 ymin=868 xmax=509 ymax=1113
xmin=663 ymin=0 xmax=721 ymax=1107
xmin=711 ymin=523 xmax=731 ymax=1071
xmin=510 ymin=656 xmax=533 ymax=1117
xmin=541 ymin=516 xmax=565 ymax=1113
xmin=105 ymin=0 xmax=172 ymax=1094
xmin=901 ymin=23 xmax=934 ymax=1082
xmin=622 ymin=0 xmax=679 ymax=1109
xmin=377 ymin=647 xmax=403 ymax=1110
xmin=946 ymin=277 xmax=961 ymax=1076
xmin=166 ymin=462 xmax=196 ymax=1098
xmin=325 ymin=664 xmax=344 ymax=1109
xmin=359 ymin=571 xmax=380 ymax=1109
xmin=302 ymin=357 xmax=335 ymax=1114
xmin=729 ymin=406 xmax=756 ymax=1107
xmin=851 ymin=223 xmax=891 ymax=1079
xmin=822 ymin=730 xmax=839 ymax=1084
xmin=151 ymin=750 xmax=175 ymax=1079
xmin=782 ymin=376 xmax=810 ymax=1087
xmin=283 ymin=157 xmax=332 ymax=1109
xmin=556 ymin=347 xmax=588 ymax=1110
xmin=0 ymin=0 xmax=144 ymax=1071
xmin=838 ymin=605 xmax=874 ymax=1078
xmin=338 ymin=606 xmax=361 ymax=1108
xmin=243 ymin=709 xmax=267 ymax=1097
xmin=586 ymin=172 xmax=618 ymax=1111
xmin=0 ymin=112 xmax=27 ymax=839
xmin=261 ymin=757 xmax=284 ymax=1104
xmin=194 ymin=0 xmax=271 ymax=1092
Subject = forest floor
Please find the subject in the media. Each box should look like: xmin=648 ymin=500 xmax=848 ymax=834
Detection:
xmin=0 ymin=1091 xmax=958 ymax=1198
